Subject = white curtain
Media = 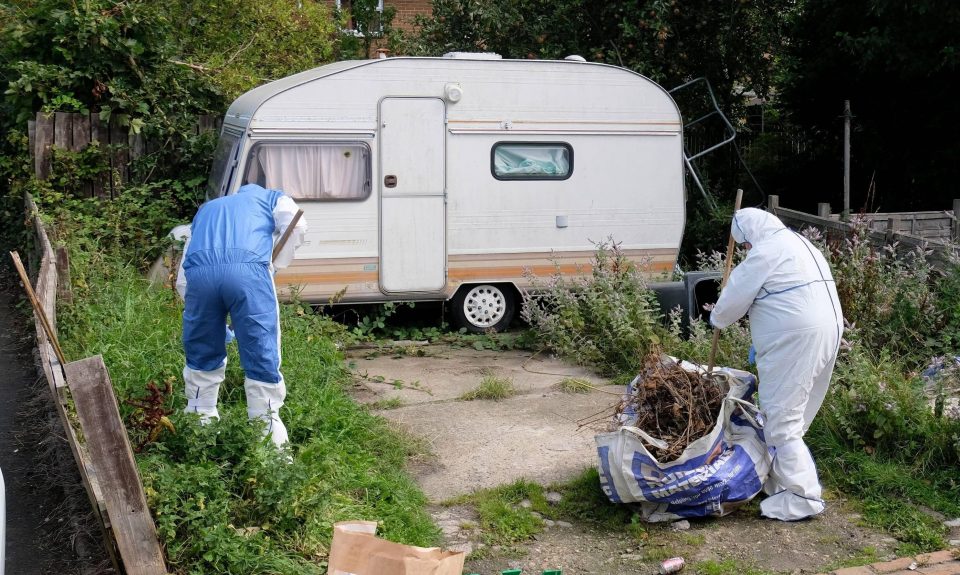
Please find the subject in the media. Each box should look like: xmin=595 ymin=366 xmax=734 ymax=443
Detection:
xmin=250 ymin=144 xmax=368 ymax=199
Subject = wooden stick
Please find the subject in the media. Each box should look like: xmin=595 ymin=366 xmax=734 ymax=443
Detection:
xmin=10 ymin=250 xmax=67 ymax=366
xmin=272 ymin=209 xmax=304 ymax=262
xmin=707 ymin=189 xmax=744 ymax=374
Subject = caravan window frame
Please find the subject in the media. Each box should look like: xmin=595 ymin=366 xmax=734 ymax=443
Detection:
xmin=206 ymin=129 xmax=243 ymax=200
xmin=240 ymin=140 xmax=373 ymax=202
xmin=490 ymin=141 xmax=574 ymax=181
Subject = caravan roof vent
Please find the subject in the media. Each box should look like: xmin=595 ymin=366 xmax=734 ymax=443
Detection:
xmin=442 ymin=52 xmax=503 ymax=60
xmin=564 ymin=55 xmax=586 ymax=62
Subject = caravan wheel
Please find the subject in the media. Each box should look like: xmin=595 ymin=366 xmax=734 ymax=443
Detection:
xmin=451 ymin=284 xmax=516 ymax=333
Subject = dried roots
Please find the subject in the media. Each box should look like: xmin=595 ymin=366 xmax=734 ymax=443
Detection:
xmin=614 ymin=351 xmax=727 ymax=461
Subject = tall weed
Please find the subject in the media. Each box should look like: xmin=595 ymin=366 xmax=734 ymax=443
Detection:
xmin=58 ymin=263 xmax=438 ymax=574
xmin=521 ymin=239 xmax=665 ymax=378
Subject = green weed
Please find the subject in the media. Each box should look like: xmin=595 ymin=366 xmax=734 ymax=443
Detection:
xmin=57 ymin=262 xmax=439 ymax=574
xmin=447 ymin=480 xmax=548 ymax=546
xmin=694 ymin=558 xmax=774 ymax=575
xmin=460 ymin=372 xmax=517 ymax=401
xmin=556 ymin=377 xmax=592 ymax=394
xmin=368 ymin=397 xmax=405 ymax=410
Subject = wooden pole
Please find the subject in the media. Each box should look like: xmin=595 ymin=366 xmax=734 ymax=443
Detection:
xmin=9 ymin=250 xmax=67 ymax=366
xmin=272 ymin=209 xmax=304 ymax=262
xmin=707 ymin=189 xmax=744 ymax=375
xmin=843 ymin=100 xmax=851 ymax=221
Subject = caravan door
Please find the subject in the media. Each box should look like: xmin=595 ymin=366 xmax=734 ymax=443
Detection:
xmin=378 ymin=97 xmax=447 ymax=294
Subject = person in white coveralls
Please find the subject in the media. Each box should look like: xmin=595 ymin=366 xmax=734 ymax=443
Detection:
xmin=710 ymin=208 xmax=843 ymax=521
xmin=175 ymin=183 xmax=307 ymax=448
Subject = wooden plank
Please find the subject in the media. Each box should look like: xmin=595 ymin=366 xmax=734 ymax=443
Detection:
xmin=109 ymin=118 xmax=129 ymax=194
xmin=65 ymin=356 xmax=168 ymax=575
xmin=127 ymin=134 xmax=145 ymax=169
xmin=28 ymin=120 xmax=36 ymax=163
xmin=54 ymin=112 xmax=73 ymax=151
xmin=198 ymin=115 xmax=215 ymax=133
xmin=953 ymin=200 xmax=960 ymax=242
xmin=71 ymin=114 xmax=94 ymax=196
xmin=71 ymin=113 xmax=91 ymax=151
xmin=90 ymin=114 xmax=106 ymax=198
xmin=34 ymin=112 xmax=54 ymax=179
xmin=56 ymin=246 xmax=74 ymax=304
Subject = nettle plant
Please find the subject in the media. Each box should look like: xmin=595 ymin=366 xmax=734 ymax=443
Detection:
xmin=807 ymin=219 xmax=950 ymax=366
xmin=521 ymin=238 xmax=664 ymax=379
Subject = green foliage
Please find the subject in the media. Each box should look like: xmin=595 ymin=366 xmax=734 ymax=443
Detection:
xmin=813 ymin=221 xmax=954 ymax=366
xmin=521 ymin=239 xmax=666 ymax=379
xmin=57 ymin=260 xmax=438 ymax=573
xmin=450 ymin=479 xmax=547 ymax=546
xmin=815 ymin=346 xmax=960 ymax=470
xmin=555 ymin=377 xmax=591 ymax=394
xmin=165 ymin=0 xmax=341 ymax=101
xmin=414 ymin=0 xmax=788 ymax=110
xmin=459 ymin=371 xmax=516 ymax=401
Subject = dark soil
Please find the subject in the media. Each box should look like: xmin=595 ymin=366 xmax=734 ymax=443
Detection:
xmin=0 ymin=280 xmax=112 ymax=574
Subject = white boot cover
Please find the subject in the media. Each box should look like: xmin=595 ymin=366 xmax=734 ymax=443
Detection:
xmin=245 ymin=377 xmax=288 ymax=448
xmin=760 ymin=439 xmax=825 ymax=521
xmin=183 ymin=362 xmax=225 ymax=423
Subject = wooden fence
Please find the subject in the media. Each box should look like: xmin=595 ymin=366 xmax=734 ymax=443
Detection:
xmin=27 ymin=111 xmax=221 ymax=197
xmin=25 ymin=195 xmax=168 ymax=575
xmin=768 ymin=195 xmax=960 ymax=270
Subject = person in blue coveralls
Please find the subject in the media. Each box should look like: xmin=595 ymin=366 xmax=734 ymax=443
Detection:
xmin=175 ymin=184 xmax=307 ymax=448
xmin=710 ymin=208 xmax=843 ymax=521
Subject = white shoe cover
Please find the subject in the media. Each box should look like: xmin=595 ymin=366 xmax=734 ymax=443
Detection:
xmin=183 ymin=362 xmax=225 ymax=423
xmin=245 ymin=378 xmax=289 ymax=448
xmin=760 ymin=439 xmax=825 ymax=521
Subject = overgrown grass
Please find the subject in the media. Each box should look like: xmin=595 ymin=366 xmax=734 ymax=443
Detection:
xmin=555 ymin=377 xmax=592 ymax=394
xmin=459 ymin=372 xmax=517 ymax=401
xmin=446 ymin=479 xmax=548 ymax=548
xmin=57 ymin=264 xmax=439 ymax=573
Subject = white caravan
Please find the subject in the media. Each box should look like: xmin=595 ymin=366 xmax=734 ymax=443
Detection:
xmin=205 ymin=53 xmax=687 ymax=331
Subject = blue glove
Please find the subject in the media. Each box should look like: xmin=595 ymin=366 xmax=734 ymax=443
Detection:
xmin=225 ymin=324 xmax=236 ymax=345
xmin=748 ymin=345 xmax=756 ymax=366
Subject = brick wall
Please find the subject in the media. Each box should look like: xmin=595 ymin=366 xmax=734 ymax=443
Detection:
xmin=391 ymin=0 xmax=433 ymax=33
xmin=319 ymin=0 xmax=432 ymax=33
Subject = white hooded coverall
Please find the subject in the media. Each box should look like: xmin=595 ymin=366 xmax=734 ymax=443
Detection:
xmin=710 ymin=208 xmax=843 ymax=521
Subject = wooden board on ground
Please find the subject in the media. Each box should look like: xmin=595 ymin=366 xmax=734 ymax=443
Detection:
xmin=65 ymin=355 xmax=168 ymax=575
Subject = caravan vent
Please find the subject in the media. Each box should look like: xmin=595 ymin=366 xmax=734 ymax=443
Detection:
xmin=442 ymin=52 xmax=503 ymax=60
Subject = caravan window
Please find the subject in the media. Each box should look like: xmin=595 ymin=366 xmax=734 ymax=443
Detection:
xmin=491 ymin=142 xmax=573 ymax=180
xmin=205 ymin=130 xmax=241 ymax=200
xmin=242 ymin=142 xmax=372 ymax=201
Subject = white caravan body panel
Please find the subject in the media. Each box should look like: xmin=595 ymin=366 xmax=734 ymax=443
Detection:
xmin=217 ymin=56 xmax=685 ymax=303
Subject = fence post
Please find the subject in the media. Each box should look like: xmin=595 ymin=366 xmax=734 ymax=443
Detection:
xmin=953 ymin=199 xmax=960 ymax=242
xmin=768 ymin=195 xmax=779 ymax=212
xmin=56 ymin=246 xmax=73 ymax=305
xmin=817 ymin=203 xmax=832 ymax=218
xmin=887 ymin=216 xmax=900 ymax=243
xmin=34 ymin=112 xmax=54 ymax=180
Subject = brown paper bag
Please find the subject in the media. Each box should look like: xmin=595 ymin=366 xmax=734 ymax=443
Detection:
xmin=328 ymin=520 xmax=465 ymax=575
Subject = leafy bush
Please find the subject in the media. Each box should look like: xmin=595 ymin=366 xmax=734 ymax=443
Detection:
xmin=819 ymin=220 xmax=942 ymax=365
xmin=59 ymin=261 xmax=438 ymax=574
xmin=521 ymin=239 xmax=666 ymax=379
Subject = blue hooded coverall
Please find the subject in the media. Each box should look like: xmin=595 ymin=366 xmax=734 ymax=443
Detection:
xmin=178 ymin=184 xmax=306 ymax=447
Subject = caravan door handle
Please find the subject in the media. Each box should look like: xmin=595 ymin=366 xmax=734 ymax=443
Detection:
xmin=384 ymin=175 xmax=398 ymax=188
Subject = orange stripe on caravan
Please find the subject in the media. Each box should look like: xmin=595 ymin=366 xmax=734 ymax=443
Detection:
xmin=276 ymin=260 xmax=674 ymax=285
xmin=448 ymin=260 xmax=673 ymax=280
xmin=276 ymin=271 xmax=378 ymax=284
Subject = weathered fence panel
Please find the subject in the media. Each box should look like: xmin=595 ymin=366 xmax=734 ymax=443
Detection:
xmin=25 ymin=195 xmax=168 ymax=574
xmin=30 ymin=111 xmax=222 ymax=197
xmin=768 ymin=195 xmax=960 ymax=271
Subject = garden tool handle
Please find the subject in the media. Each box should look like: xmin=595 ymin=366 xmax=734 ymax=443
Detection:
xmin=707 ymin=189 xmax=743 ymax=374
xmin=272 ymin=209 xmax=304 ymax=263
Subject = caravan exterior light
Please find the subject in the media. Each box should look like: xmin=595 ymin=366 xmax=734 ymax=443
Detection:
xmin=444 ymin=83 xmax=463 ymax=103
